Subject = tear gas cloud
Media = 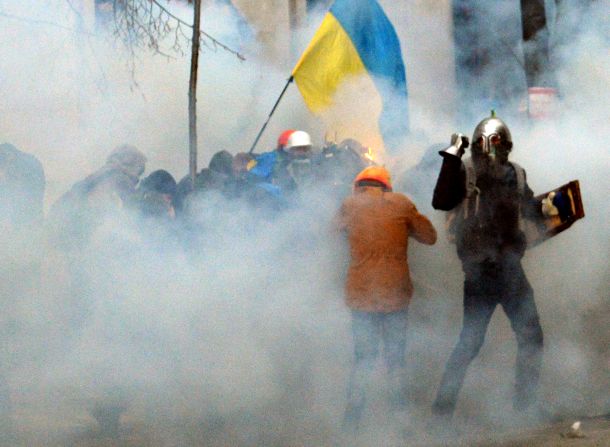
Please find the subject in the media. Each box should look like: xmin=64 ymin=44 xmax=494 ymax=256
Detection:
xmin=0 ymin=0 xmax=608 ymax=445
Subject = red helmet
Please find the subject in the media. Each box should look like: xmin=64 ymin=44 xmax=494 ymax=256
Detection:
xmin=277 ymin=130 xmax=296 ymax=149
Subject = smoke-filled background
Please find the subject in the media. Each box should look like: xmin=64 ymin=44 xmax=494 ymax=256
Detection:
xmin=0 ymin=0 xmax=608 ymax=446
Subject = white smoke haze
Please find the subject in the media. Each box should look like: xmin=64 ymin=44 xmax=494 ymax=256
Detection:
xmin=0 ymin=0 xmax=608 ymax=446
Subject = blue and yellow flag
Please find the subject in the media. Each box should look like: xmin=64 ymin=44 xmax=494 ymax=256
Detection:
xmin=292 ymin=0 xmax=408 ymax=154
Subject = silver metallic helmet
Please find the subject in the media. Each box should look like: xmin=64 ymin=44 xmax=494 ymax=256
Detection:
xmin=471 ymin=112 xmax=513 ymax=164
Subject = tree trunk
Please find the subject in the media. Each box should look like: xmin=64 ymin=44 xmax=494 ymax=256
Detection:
xmin=189 ymin=0 xmax=202 ymax=184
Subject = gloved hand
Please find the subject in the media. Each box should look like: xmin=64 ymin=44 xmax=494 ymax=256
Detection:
xmin=541 ymin=191 xmax=559 ymax=217
xmin=441 ymin=133 xmax=469 ymax=158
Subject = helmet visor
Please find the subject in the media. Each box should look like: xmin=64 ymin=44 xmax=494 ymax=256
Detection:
xmin=475 ymin=133 xmax=504 ymax=154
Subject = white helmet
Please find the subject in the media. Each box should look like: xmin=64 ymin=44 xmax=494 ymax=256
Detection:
xmin=285 ymin=130 xmax=312 ymax=150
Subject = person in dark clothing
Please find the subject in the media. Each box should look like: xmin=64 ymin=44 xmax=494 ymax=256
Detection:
xmin=174 ymin=175 xmax=194 ymax=214
xmin=431 ymin=113 xmax=553 ymax=417
xmin=208 ymin=150 xmax=234 ymax=178
xmin=175 ymin=150 xmax=235 ymax=214
xmin=135 ymin=169 xmax=177 ymax=219
xmin=314 ymin=138 xmax=369 ymax=204
xmin=48 ymin=145 xmax=146 ymax=251
xmin=0 ymin=143 xmax=45 ymax=439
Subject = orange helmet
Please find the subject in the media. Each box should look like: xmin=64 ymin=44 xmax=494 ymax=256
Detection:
xmin=354 ymin=166 xmax=392 ymax=191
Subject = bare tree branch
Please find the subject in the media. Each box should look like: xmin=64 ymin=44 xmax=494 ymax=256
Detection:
xmin=0 ymin=10 xmax=95 ymax=36
xmin=111 ymin=0 xmax=245 ymax=61
xmin=150 ymin=0 xmax=246 ymax=61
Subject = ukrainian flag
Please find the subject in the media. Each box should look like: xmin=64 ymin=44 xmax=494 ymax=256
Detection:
xmin=292 ymin=0 xmax=408 ymax=153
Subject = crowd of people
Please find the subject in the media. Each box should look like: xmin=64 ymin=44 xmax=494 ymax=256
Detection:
xmin=0 ymin=114 xmax=566 ymax=439
xmin=43 ymin=129 xmax=374 ymax=236
xmin=0 ymin=128 xmax=378 ymax=435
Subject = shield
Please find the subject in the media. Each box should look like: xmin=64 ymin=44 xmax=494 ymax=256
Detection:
xmin=525 ymin=180 xmax=585 ymax=248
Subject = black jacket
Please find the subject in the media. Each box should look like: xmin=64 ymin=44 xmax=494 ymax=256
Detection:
xmin=432 ymin=153 xmax=542 ymax=262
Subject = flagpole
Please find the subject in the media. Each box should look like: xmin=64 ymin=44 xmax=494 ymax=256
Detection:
xmin=248 ymin=75 xmax=294 ymax=154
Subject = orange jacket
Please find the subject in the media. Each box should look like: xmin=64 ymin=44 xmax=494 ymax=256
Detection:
xmin=337 ymin=186 xmax=437 ymax=312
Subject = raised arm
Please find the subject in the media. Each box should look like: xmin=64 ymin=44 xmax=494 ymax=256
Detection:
xmin=432 ymin=134 xmax=468 ymax=211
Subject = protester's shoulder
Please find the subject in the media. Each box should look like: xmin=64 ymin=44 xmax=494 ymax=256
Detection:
xmin=341 ymin=194 xmax=357 ymax=207
xmin=386 ymin=191 xmax=415 ymax=207
xmin=339 ymin=194 xmax=361 ymax=214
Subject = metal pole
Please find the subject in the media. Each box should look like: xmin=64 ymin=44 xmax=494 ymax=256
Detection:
xmin=248 ymin=76 xmax=294 ymax=154
xmin=189 ymin=0 xmax=202 ymax=184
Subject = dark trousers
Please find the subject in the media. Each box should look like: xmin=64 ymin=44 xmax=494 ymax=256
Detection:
xmin=345 ymin=309 xmax=409 ymax=427
xmin=433 ymin=258 xmax=544 ymax=416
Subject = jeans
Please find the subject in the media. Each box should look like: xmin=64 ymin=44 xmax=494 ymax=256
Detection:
xmin=433 ymin=258 xmax=544 ymax=416
xmin=344 ymin=309 xmax=409 ymax=428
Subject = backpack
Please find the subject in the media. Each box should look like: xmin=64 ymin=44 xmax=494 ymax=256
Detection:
xmin=445 ymin=158 xmax=526 ymax=243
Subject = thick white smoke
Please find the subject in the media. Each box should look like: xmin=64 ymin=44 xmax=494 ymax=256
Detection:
xmin=0 ymin=0 xmax=608 ymax=446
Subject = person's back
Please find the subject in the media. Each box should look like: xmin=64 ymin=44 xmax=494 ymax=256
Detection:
xmin=337 ymin=166 xmax=436 ymax=430
xmin=340 ymin=187 xmax=436 ymax=312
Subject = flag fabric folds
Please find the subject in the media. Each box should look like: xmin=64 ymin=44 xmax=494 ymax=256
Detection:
xmin=292 ymin=0 xmax=409 ymax=152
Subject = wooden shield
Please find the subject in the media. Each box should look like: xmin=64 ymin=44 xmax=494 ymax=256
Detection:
xmin=525 ymin=180 xmax=585 ymax=248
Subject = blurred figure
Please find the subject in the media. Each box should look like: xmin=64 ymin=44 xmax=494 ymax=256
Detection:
xmin=336 ymin=166 xmax=437 ymax=431
xmin=44 ymin=145 xmax=146 ymax=439
xmin=196 ymin=150 xmax=234 ymax=195
xmin=175 ymin=150 xmax=234 ymax=215
xmin=0 ymin=143 xmax=45 ymax=440
xmin=248 ymin=130 xmax=314 ymax=193
xmin=46 ymin=145 xmax=146 ymax=341
xmin=174 ymin=175 xmax=194 ymax=215
xmin=315 ymin=138 xmax=368 ymax=203
xmin=49 ymin=144 xmax=146 ymax=250
xmin=431 ymin=113 xmax=549 ymax=419
xmin=224 ymin=152 xmax=282 ymax=213
xmin=233 ymin=152 xmax=254 ymax=175
xmin=208 ymin=150 xmax=234 ymax=178
xmin=284 ymin=130 xmax=315 ymax=188
xmin=134 ymin=169 xmax=177 ymax=219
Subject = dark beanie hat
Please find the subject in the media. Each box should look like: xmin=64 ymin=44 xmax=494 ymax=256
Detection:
xmin=140 ymin=170 xmax=177 ymax=197
xmin=209 ymin=150 xmax=234 ymax=176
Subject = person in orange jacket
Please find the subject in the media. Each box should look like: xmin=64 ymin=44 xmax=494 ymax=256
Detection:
xmin=336 ymin=166 xmax=437 ymax=430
